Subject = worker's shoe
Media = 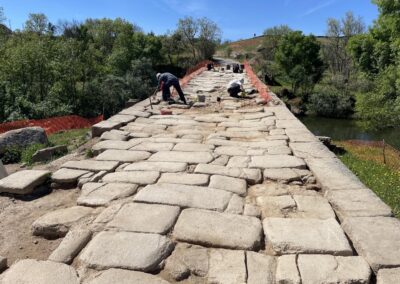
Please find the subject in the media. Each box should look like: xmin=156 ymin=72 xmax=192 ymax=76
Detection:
xmin=168 ymin=98 xmax=176 ymax=105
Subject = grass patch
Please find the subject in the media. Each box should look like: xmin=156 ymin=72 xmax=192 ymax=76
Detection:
xmin=48 ymin=128 xmax=89 ymax=151
xmin=336 ymin=141 xmax=400 ymax=218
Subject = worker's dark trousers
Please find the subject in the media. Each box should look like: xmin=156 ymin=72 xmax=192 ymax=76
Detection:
xmin=228 ymin=85 xmax=241 ymax=98
xmin=162 ymin=80 xmax=186 ymax=103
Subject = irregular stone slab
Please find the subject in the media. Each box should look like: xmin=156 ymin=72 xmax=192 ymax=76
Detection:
xmin=225 ymin=195 xmax=244 ymax=214
xmin=250 ymin=155 xmax=306 ymax=169
xmin=92 ymin=140 xmax=139 ymax=154
xmin=377 ymin=268 xmax=400 ymax=284
xmin=326 ymin=189 xmax=393 ymax=221
xmin=263 ymin=168 xmax=311 ymax=182
xmin=158 ymin=173 xmax=209 ymax=186
xmin=306 ymin=158 xmax=367 ymax=191
xmin=87 ymin=269 xmax=170 ymax=284
xmin=107 ymin=203 xmax=180 ymax=234
xmin=32 ymin=206 xmax=94 ymax=238
xmin=212 ymin=155 xmax=229 ymax=166
xmin=290 ymin=142 xmax=335 ymax=159
xmin=263 ymin=218 xmax=352 ymax=255
xmin=246 ymin=252 xmax=276 ymax=284
xmin=134 ymin=183 xmax=231 ymax=212
xmin=92 ymin=121 xmax=123 ymax=137
xmin=102 ymin=171 xmax=160 ymax=185
xmin=61 ymin=160 xmax=119 ymax=172
xmin=91 ymin=203 xmax=122 ymax=232
xmin=234 ymin=107 xmax=264 ymax=113
xmin=0 ymin=170 xmax=50 ymax=194
xmin=209 ymin=175 xmax=247 ymax=196
xmin=276 ymin=255 xmax=300 ymax=284
xmin=163 ymin=243 xmax=209 ymax=281
xmin=100 ymin=130 xmax=129 ymax=141
xmin=276 ymin=119 xmax=306 ymax=129
xmin=242 ymin=112 xmax=273 ymax=120
xmin=208 ymin=249 xmax=246 ymax=284
xmin=267 ymin=145 xmax=292 ymax=155
xmin=78 ymin=183 xmax=138 ymax=207
xmin=292 ymin=195 xmax=336 ymax=219
xmin=108 ymin=114 xmax=136 ymax=124
xmin=173 ymin=208 xmax=262 ymax=250
xmin=214 ymin=146 xmax=248 ymax=156
xmin=48 ymin=229 xmax=92 ymax=264
xmin=227 ymin=156 xmax=250 ymax=168
xmin=244 ymin=204 xmax=261 ymax=218
xmin=96 ymin=150 xmax=151 ymax=162
xmin=149 ymin=151 xmax=214 ymax=164
xmin=120 ymin=109 xmax=151 ymax=117
xmin=269 ymin=129 xmax=286 ymax=135
xmin=195 ymin=164 xmax=262 ymax=184
xmin=124 ymin=161 xmax=187 ymax=172
xmin=342 ymin=217 xmax=400 ymax=271
xmin=0 ymin=259 xmax=79 ymax=284
xmin=285 ymin=128 xmax=319 ymax=142
xmin=298 ymin=255 xmax=371 ymax=284
xmin=173 ymin=143 xmax=215 ymax=152
xmin=257 ymin=195 xmax=296 ymax=218
xmin=52 ymin=168 xmax=89 ymax=184
xmin=80 ymin=231 xmax=173 ymax=271
xmin=131 ymin=142 xmax=174 ymax=152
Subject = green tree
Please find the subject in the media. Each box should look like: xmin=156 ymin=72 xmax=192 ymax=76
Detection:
xmin=24 ymin=13 xmax=55 ymax=35
xmin=262 ymin=25 xmax=293 ymax=61
xmin=275 ymin=31 xmax=325 ymax=95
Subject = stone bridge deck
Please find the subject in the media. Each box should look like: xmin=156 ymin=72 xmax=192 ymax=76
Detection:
xmin=1 ymin=68 xmax=400 ymax=283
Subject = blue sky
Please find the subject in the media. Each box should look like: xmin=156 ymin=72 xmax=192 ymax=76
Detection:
xmin=0 ymin=0 xmax=379 ymax=40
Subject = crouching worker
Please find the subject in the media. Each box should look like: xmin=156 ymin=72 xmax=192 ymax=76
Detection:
xmin=227 ymin=78 xmax=244 ymax=98
xmin=156 ymin=72 xmax=187 ymax=105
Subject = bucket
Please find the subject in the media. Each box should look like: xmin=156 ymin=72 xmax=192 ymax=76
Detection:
xmin=197 ymin=95 xmax=206 ymax=103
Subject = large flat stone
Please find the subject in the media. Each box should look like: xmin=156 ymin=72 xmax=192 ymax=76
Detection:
xmin=263 ymin=218 xmax=352 ymax=255
xmin=61 ymin=160 xmax=119 ymax=172
xmin=173 ymin=208 xmax=262 ymax=250
xmin=107 ymin=203 xmax=180 ymax=234
xmin=298 ymin=255 xmax=371 ymax=284
xmin=289 ymin=142 xmax=335 ymax=159
xmin=377 ymin=268 xmax=400 ymax=284
xmin=0 ymin=170 xmax=50 ymax=194
xmin=209 ymin=175 xmax=247 ymax=196
xmin=263 ymin=168 xmax=311 ymax=182
xmin=102 ymin=171 xmax=160 ymax=185
xmin=86 ymin=269 xmax=170 ymax=284
xmin=52 ymin=168 xmax=89 ymax=184
xmin=92 ymin=121 xmax=122 ymax=137
xmin=92 ymin=140 xmax=139 ymax=154
xmin=342 ymin=217 xmax=400 ymax=271
xmin=96 ymin=150 xmax=150 ymax=162
xmin=134 ymin=183 xmax=231 ymax=211
xmin=208 ymin=249 xmax=246 ymax=284
xmin=80 ymin=231 xmax=173 ymax=271
xmin=249 ymin=155 xmax=306 ymax=169
xmin=77 ymin=183 xmax=138 ymax=207
xmin=173 ymin=143 xmax=215 ymax=152
xmin=293 ymin=195 xmax=336 ymax=219
xmin=120 ymin=109 xmax=151 ymax=117
xmin=276 ymin=255 xmax=300 ymax=284
xmin=0 ymin=259 xmax=79 ymax=284
xmin=100 ymin=130 xmax=129 ymax=141
xmin=194 ymin=164 xmax=262 ymax=184
xmin=158 ymin=173 xmax=209 ymax=185
xmin=246 ymin=252 xmax=276 ymax=284
xmin=285 ymin=128 xmax=319 ymax=142
xmin=108 ymin=114 xmax=136 ymax=124
xmin=32 ymin=206 xmax=94 ymax=238
xmin=131 ymin=142 xmax=174 ymax=152
xmin=149 ymin=151 xmax=214 ymax=164
xmin=124 ymin=161 xmax=187 ymax=172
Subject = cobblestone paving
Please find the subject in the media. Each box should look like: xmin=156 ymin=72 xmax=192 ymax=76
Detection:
xmin=2 ymin=68 xmax=400 ymax=283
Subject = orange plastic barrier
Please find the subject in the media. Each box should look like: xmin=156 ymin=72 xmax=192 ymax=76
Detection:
xmin=243 ymin=60 xmax=272 ymax=102
xmin=180 ymin=60 xmax=213 ymax=87
xmin=0 ymin=115 xmax=103 ymax=135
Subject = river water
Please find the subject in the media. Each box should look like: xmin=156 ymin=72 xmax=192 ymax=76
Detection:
xmin=300 ymin=116 xmax=400 ymax=150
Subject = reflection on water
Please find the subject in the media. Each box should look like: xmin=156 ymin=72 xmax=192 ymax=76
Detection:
xmin=300 ymin=116 xmax=400 ymax=150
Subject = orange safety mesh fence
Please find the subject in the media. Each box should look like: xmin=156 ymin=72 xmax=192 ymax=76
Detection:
xmin=0 ymin=115 xmax=103 ymax=135
xmin=180 ymin=60 xmax=213 ymax=87
xmin=243 ymin=60 xmax=272 ymax=102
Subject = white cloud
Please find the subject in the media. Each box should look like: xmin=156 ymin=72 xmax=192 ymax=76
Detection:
xmin=301 ymin=0 xmax=337 ymax=17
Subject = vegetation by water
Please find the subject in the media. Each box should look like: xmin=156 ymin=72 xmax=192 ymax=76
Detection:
xmin=337 ymin=141 xmax=400 ymax=218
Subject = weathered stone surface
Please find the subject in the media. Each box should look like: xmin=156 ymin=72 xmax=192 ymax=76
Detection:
xmin=250 ymin=155 xmax=306 ymax=169
xmin=173 ymin=208 xmax=262 ymax=250
xmin=92 ymin=121 xmax=122 ymax=137
xmin=78 ymin=183 xmax=137 ymax=207
xmin=293 ymin=195 xmax=336 ymax=219
xmin=87 ymin=269 xmax=170 ymax=284
xmin=276 ymin=255 xmax=300 ymax=284
xmin=298 ymin=255 xmax=371 ymax=284
xmin=163 ymin=243 xmax=209 ymax=281
xmin=377 ymin=268 xmax=400 ymax=284
xmin=149 ymin=151 xmax=214 ymax=164
xmin=173 ymin=143 xmax=214 ymax=152
xmin=92 ymin=140 xmax=138 ymax=153
xmin=306 ymin=158 xmax=366 ymax=191
xmin=158 ymin=173 xmax=209 ymax=185
xmin=120 ymin=109 xmax=151 ymax=117
xmin=263 ymin=218 xmax=352 ymax=255
xmin=107 ymin=203 xmax=180 ymax=234
xmin=31 ymin=145 xmax=68 ymax=162
xmin=32 ymin=206 xmax=94 ymax=238
xmin=342 ymin=217 xmax=400 ymax=271
xmin=214 ymin=146 xmax=248 ymax=156
xmin=124 ymin=161 xmax=187 ymax=172
xmin=290 ymin=142 xmax=335 ymax=159
xmin=0 ymin=170 xmax=50 ymax=194
xmin=100 ymin=130 xmax=129 ymax=141
xmin=0 ymin=127 xmax=48 ymax=154
xmin=257 ymin=195 xmax=296 ymax=218
xmin=48 ymin=229 xmax=92 ymax=264
xmin=131 ymin=142 xmax=174 ymax=152
xmin=108 ymin=114 xmax=136 ymax=124
xmin=62 ymin=160 xmax=119 ymax=172
xmin=227 ymin=156 xmax=250 ymax=168
xmin=209 ymin=175 xmax=247 ymax=196
xmin=243 ymin=204 xmax=261 ymax=218
xmin=263 ymin=168 xmax=310 ymax=182
xmin=246 ymin=252 xmax=276 ymax=284
xmin=79 ymin=231 xmax=173 ymax=271
xmin=276 ymin=119 xmax=306 ymax=129
xmin=195 ymin=164 xmax=262 ymax=184
xmin=91 ymin=203 xmax=122 ymax=232
xmin=102 ymin=171 xmax=160 ymax=185
xmin=285 ymin=128 xmax=319 ymax=142
xmin=0 ymin=259 xmax=79 ymax=284
xmin=96 ymin=150 xmax=151 ymax=162
xmin=326 ymin=189 xmax=393 ymax=221
xmin=52 ymin=168 xmax=89 ymax=184
xmin=225 ymin=195 xmax=244 ymax=214
xmin=134 ymin=183 xmax=231 ymax=211
xmin=208 ymin=249 xmax=246 ymax=284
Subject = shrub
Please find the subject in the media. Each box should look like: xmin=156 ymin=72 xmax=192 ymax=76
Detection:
xmin=1 ymin=146 xmax=22 ymax=164
xmin=21 ymin=143 xmax=46 ymax=165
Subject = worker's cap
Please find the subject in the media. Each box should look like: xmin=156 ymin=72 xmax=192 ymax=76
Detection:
xmin=156 ymin=73 xmax=161 ymax=80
